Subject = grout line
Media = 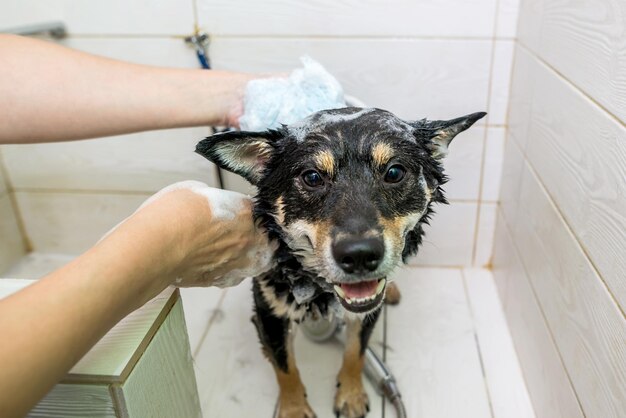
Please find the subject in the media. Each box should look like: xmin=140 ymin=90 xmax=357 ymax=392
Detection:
xmin=471 ymin=0 xmax=502 ymax=266
xmin=191 ymin=0 xmax=199 ymax=31
xmin=496 ymin=205 xmax=587 ymax=416
xmin=516 ymin=42 xmax=626 ymax=130
xmin=460 ymin=269 xmax=496 ymax=418
xmin=63 ymin=33 xmax=516 ymax=42
xmin=192 ymin=289 xmax=228 ymax=358
xmin=0 ymin=148 xmax=32 ymax=252
xmin=12 ymin=187 xmax=154 ymax=196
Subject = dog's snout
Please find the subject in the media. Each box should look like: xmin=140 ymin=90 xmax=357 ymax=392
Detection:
xmin=332 ymin=237 xmax=385 ymax=274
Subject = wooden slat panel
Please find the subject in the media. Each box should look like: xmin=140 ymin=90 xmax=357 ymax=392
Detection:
xmin=15 ymin=191 xmax=148 ymax=254
xmin=211 ymin=38 xmax=492 ymax=121
xmin=463 ymin=268 xmax=536 ymax=418
xmin=507 ymin=46 xmax=536 ymax=151
xmin=535 ymin=0 xmax=626 ymax=123
xmin=511 ymin=163 xmax=626 ymax=418
xmin=28 ymin=384 xmax=115 ymax=418
xmin=198 ymin=0 xmax=498 ymax=37
xmin=492 ymin=212 xmax=583 ymax=418
xmin=68 ymin=289 xmax=175 ymax=380
xmin=524 ymin=53 xmax=626 ymax=310
xmin=123 ymin=300 xmax=201 ymax=418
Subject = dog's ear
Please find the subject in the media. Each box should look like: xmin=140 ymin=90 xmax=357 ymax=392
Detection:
xmin=195 ymin=129 xmax=284 ymax=185
xmin=413 ymin=112 xmax=486 ymax=159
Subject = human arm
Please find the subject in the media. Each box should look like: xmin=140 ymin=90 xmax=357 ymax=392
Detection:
xmin=0 ymin=182 xmax=274 ymax=417
xmin=0 ymin=34 xmax=253 ymax=143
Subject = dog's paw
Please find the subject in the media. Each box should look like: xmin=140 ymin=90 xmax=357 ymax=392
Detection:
xmin=384 ymin=282 xmax=401 ymax=305
xmin=334 ymin=380 xmax=370 ymax=418
xmin=277 ymin=398 xmax=316 ymax=418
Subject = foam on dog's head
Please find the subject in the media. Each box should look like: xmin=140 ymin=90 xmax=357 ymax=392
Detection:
xmin=196 ymin=108 xmax=485 ymax=281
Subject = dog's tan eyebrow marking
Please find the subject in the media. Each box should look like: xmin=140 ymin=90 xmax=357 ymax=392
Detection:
xmin=275 ymin=196 xmax=286 ymax=224
xmin=372 ymin=142 xmax=394 ymax=167
xmin=314 ymin=150 xmax=335 ymax=176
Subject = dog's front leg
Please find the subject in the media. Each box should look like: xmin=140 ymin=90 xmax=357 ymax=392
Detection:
xmin=252 ymin=282 xmax=315 ymax=418
xmin=334 ymin=308 xmax=381 ymax=418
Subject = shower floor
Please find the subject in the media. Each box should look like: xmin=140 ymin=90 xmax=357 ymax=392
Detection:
xmin=4 ymin=254 xmax=534 ymax=418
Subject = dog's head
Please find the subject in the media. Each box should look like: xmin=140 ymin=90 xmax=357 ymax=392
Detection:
xmin=196 ymin=108 xmax=485 ymax=314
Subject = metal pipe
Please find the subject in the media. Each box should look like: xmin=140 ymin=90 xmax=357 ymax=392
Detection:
xmin=1 ymin=21 xmax=67 ymax=38
xmin=301 ymin=315 xmax=407 ymax=418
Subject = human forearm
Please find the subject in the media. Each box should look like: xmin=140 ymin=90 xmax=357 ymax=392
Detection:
xmin=0 ymin=203 xmax=180 ymax=417
xmin=0 ymin=184 xmax=275 ymax=416
xmin=0 ymin=34 xmax=252 ymax=143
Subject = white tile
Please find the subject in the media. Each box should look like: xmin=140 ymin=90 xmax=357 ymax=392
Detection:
xmin=463 ymin=268 xmax=535 ymax=418
xmin=386 ymin=267 xmax=491 ymax=418
xmin=179 ymin=287 xmax=226 ymax=355
xmin=3 ymin=252 xmax=75 ymax=279
xmin=496 ymin=0 xmax=521 ymax=38
xmin=211 ymin=38 xmax=492 ymax=121
xmin=15 ymin=191 xmax=148 ymax=254
xmin=473 ymin=203 xmax=496 ymax=268
xmin=198 ymin=0 xmax=498 ymax=37
xmin=525 ymin=56 xmax=626 ymax=311
xmin=1 ymin=1 xmax=194 ymax=35
xmin=192 ymin=282 xmax=280 ymax=418
xmin=410 ymin=202 xmax=478 ymax=267
xmin=489 ymin=41 xmax=515 ymax=126
xmin=0 ymin=194 xmax=26 ymax=274
xmin=492 ymin=212 xmax=583 ymax=418
xmin=512 ymin=164 xmax=626 ymax=418
xmin=444 ymin=126 xmax=484 ymax=200
xmin=482 ymin=127 xmax=505 ymax=201
xmin=4 ymin=128 xmax=219 ymax=193
xmin=61 ymin=38 xmax=200 ymax=68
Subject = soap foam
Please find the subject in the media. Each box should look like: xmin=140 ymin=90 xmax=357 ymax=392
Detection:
xmin=239 ymin=56 xmax=347 ymax=131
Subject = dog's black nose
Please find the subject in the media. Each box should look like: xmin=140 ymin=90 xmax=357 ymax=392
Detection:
xmin=332 ymin=237 xmax=385 ymax=274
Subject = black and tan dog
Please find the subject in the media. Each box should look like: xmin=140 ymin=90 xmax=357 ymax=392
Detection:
xmin=196 ymin=107 xmax=485 ymax=418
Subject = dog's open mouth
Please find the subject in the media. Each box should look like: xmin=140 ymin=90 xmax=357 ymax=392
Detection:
xmin=333 ymin=278 xmax=386 ymax=313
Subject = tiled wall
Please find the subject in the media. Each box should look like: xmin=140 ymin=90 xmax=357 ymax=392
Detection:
xmin=493 ymin=0 xmax=626 ymax=417
xmin=0 ymin=160 xmax=26 ymax=271
xmin=0 ymin=0 xmax=516 ymax=267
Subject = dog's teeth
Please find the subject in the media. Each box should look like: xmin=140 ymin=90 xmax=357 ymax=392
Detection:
xmin=346 ymin=298 xmax=353 ymax=305
xmin=334 ymin=285 xmax=346 ymax=299
xmin=376 ymin=279 xmax=386 ymax=295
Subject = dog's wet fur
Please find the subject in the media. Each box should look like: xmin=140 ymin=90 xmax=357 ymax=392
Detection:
xmin=196 ymin=107 xmax=485 ymax=418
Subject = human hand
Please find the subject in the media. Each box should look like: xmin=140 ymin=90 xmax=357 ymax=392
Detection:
xmin=106 ymin=181 xmax=276 ymax=290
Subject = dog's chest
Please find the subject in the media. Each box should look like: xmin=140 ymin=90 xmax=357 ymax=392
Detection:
xmin=256 ymin=258 xmax=339 ymax=322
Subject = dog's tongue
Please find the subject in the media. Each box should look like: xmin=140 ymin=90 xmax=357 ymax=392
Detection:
xmin=340 ymin=280 xmax=378 ymax=299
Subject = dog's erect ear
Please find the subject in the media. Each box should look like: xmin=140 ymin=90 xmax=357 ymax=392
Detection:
xmin=195 ymin=129 xmax=284 ymax=185
xmin=413 ymin=112 xmax=487 ymax=159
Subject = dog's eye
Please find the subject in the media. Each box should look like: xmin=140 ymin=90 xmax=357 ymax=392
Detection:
xmin=302 ymin=170 xmax=324 ymax=188
xmin=384 ymin=165 xmax=406 ymax=183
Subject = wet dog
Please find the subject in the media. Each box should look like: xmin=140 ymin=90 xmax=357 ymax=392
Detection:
xmin=196 ymin=107 xmax=485 ymax=418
